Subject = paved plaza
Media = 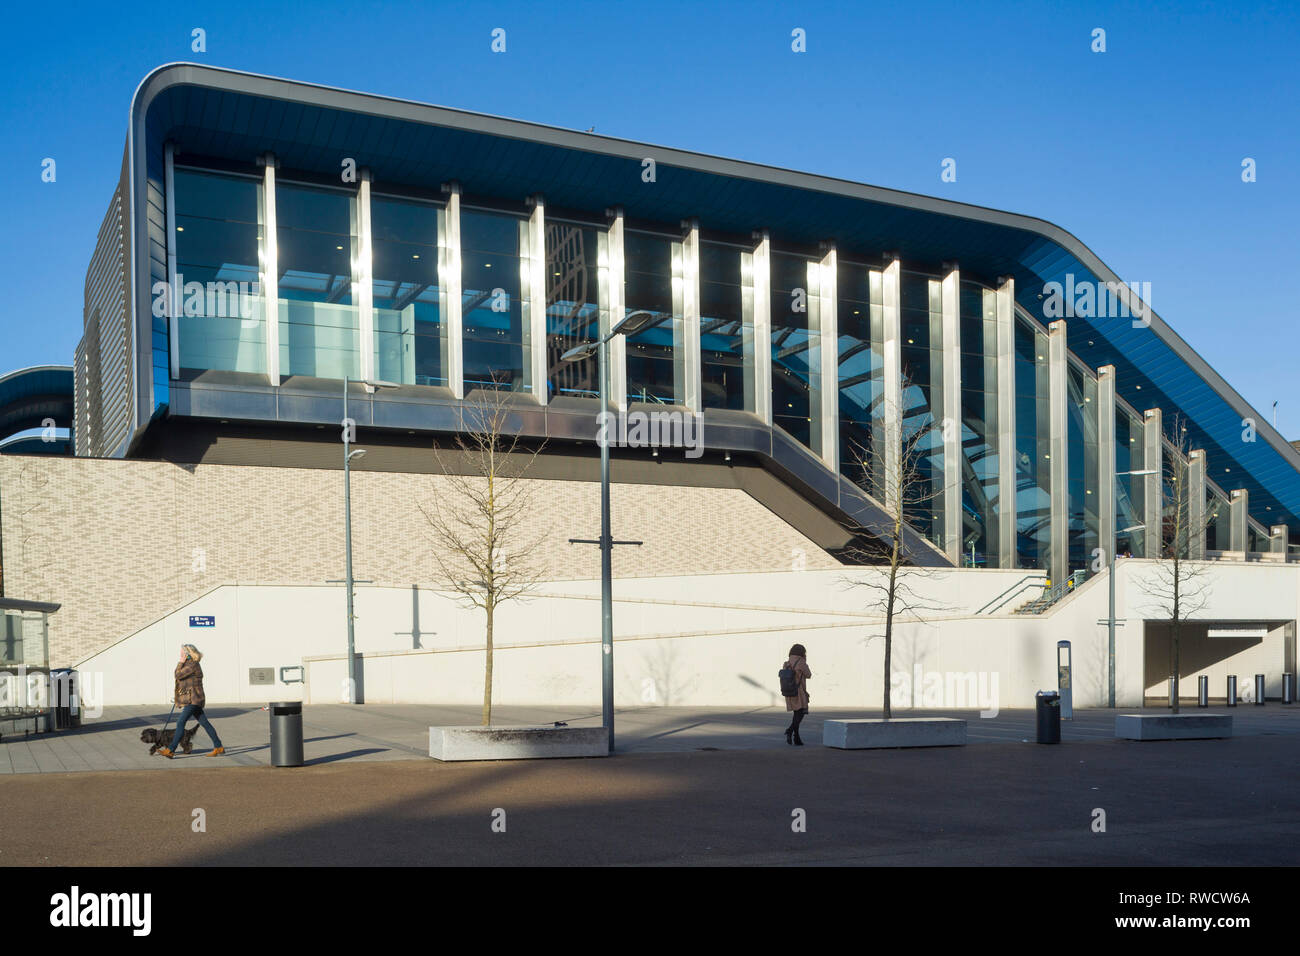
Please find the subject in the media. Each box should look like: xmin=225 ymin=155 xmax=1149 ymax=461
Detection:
xmin=3 ymin=701 xmax=1300 ymax=772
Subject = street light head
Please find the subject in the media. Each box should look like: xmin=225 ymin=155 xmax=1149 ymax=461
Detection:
xmin=362 ymin=379 xmax=400 ymax=394
xmin=612 ymin=309 xmax=656 ymax=337
xmin=348 ymin=448 xmax=367 ymax=461
xmin=561 ymin=342 xmax=599 ymax=363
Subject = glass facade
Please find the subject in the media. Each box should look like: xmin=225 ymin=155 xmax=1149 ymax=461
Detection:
xmin=545 ymin=221 xmax=605 ymax=400
xmin=173 ymin=168 xmax=266 ymax=375
xmin=164 ymin=160 xmax=1277 ymax=570
xmin=771 ymin=252 xmax=814 ymax=446
xmin=276 ymin=182 xmax=361 ymax=380
xmin=461 ymin=209 xmax=525 ymax=391
xmin=958 ymin=283 xmax=999 ymax=566
xmin=371 ymin=195 xmax=444 ymax=386
xmin=623 ymin=231 xmax=681 ymax=404
xmin=837 ymin=263 xmax=878 ymax=491
xmin=699 ymin=241 xmax=747 ymax=410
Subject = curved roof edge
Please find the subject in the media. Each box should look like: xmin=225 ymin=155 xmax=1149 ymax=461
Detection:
xmin=127 ymin=63 xmax=1300 ymax=475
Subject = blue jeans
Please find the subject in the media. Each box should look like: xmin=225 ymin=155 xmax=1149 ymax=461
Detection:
xmin=170 ymin=704 xmax=222 ymax=750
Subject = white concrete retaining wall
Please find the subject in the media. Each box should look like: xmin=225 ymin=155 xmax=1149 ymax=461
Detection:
xmin=72 ymin=562 xmax=1300 ymax=712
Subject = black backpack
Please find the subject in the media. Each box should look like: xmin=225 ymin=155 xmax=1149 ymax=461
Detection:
xmin=778 ymin=662 xmax=800 ymax=697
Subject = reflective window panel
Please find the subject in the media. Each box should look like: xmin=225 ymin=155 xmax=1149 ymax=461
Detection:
xmin=461 ymin=209 xmax=525 ymax=391
xmin=545 ymin=221 xmax=604 ymax=400
xmin=371 ymin=195 xmax=444 ymax=386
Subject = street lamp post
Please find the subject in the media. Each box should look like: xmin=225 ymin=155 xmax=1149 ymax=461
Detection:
xmin=561 ymin=310 xmax=656 ymax=752
xmin=342 ymin=376 xmax=398 ymax=703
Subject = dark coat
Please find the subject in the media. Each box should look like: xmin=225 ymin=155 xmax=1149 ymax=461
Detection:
xmin=784 ymin=655 xmax=811 ymax=711
xmin=174 ymin=659 xmax=206 ymax=708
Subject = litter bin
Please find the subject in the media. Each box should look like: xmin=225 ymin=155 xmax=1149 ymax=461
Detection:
xmin=50 ymin=669 xmax=81 ymax=730
xmin=1035 ymin=690 xmax=1061 ymax=744
xmin=269 ymin=701 xmax=303 ymax=767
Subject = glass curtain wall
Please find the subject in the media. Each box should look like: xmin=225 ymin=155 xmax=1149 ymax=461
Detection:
xmin=544 ymin=220 xmax=605 ymax=400
xmin=461 ymin=209 xmax=525 ymax=391
xmin=958 ymin=283 xmax=999 ymax=566
xmin=276 ymin=182 xmax=362 ymax=380
xmin=173 ymin=168 xmax=267 ymax=375
xmin=900 ymin=271 xmax=943 ymax=542
xmin=1115 ymin=404 xmax=1147 ymax=557
xmin=699 ymin=241 xmax=747 ymax=410
xmin=837 ymin=263 xmax=878 ymax=492
xmin=771 ymin=252 xmax=814 ymax=446
xmin=1067 ymin=363 xmax=1100 ymax=570
xmin=1205 ymin=484 xmax=1230 ymax=551
xmin=623 ymin=230 xmax=682 ymax=404
xmin=1013 ymin=318 xmax=1051 ymax=569
xmin=371 ymin=195 xmax=444 ymax=386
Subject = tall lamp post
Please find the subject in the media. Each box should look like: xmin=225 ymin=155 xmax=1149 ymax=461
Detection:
xmin=1105 ymin=466 xmax=1154 ymax=707
xmin=342 ymin=376 xmax=399 ymax=703
xmin=561 ymin=309 xmax=657 ymax=752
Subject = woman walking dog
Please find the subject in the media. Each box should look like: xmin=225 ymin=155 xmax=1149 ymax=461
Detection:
xmin=158 ymin=644 xmax=224 ymax=758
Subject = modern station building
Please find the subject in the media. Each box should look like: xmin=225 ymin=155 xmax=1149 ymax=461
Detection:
xmin=2 ymin=63 xmax=1298 ymax=710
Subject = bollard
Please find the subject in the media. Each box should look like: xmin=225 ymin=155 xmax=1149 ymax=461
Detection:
xmin=1226 ymin=675 xmax=1238 ymax=707
xmin=1254 ymin=674 xmax=1266 ymax=706
xmin=1284 ymin=673 xmax=1295 ymax=705
xmin=1168 ymin=675 xmax=1176 ymax=708
xmin=1197 ymin=675 xmax=1208 ymax=708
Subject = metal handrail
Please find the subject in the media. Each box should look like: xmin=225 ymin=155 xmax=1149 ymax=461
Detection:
xmin=975 ymin=573 xmax=1049 ymax=615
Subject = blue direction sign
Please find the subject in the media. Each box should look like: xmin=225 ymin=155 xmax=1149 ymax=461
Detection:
xmin=189 ymin=616 xmax=215 ymax=628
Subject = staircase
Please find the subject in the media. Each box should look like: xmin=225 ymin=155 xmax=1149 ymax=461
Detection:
xmin=1015 ymin=568 xmax=1089 ymax=614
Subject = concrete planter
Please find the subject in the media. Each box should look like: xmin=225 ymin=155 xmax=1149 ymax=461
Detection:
xmin=823 ymin=717 xmax=967 ymax=750
xmin=1115 ymin=714 xmax=1233 ymax=741
xmin=429 ymin=725 xmax=609 ymax=761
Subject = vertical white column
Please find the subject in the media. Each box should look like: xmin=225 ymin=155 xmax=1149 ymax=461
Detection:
xmin=1097 ymin=365 xmax=1117 ymax=568
xmin=357 ymin=169 xmax=375 ymax=383
xmin=440 ymin=182 xmax=464 ymax=399
xmin=1229 ymin=489 xmax=1249 ymax=553
xmin=604 ymin=208 xmax=627 ymax=413
xmin=679 ymin=219 xmax=702 ymax=413
xmin=1270 ymin=524 xmax=1288 ymax=555
xmin=812 ymin=246 xmax=839 ymax=473
xmin=1143 ymin=407 xmax=1163 ymax=556
xmin=262 ymin=153 xmax=280 ymax=385
xmin=1188 ymin=449 xmax=1206 ymax=559
xmin=881 ymin=258 xmax=902 ymax=514
xmin=750 ymin=231 xmax=772 ymax=426
xmin=164 ymin=142 xmax=181 ymax=381
xmin=1048 ymin=320 xmax=1068 ymax=584
xmin=524 ymin=196 xmax=548 ymax=404
xmin=995 ymin=277 xmax=1017 ymax=568
xmin=940 ymin=267 xmax=962 ymax=564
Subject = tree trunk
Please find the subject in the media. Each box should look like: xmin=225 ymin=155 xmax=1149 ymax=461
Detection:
xmin=1171 ymin=561 xmax=1181 ymax=714
xmin=482 ymin=602 xmax=494 ymax=726
xmin=883 ymin=530 xmax=900 ymax=720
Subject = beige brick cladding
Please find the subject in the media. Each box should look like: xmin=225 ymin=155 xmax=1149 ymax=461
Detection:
xmin=0 ymin=456 xmax=841 ymax=665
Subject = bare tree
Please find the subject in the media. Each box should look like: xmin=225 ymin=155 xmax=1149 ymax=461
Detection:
xmin=842 ymin=382 xmax=949 ymax=718
xmin=1139 ymin=413 xmax=1216 ymax=713
xmin=420 ymin=386 xmax=547 ymax=726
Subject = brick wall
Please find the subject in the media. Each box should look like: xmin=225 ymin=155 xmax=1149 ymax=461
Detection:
xmin=0 ymin=456 xmax=840 ymax=665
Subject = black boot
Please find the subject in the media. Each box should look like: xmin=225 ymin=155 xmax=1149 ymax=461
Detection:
xmin=793 ymin=734 xmax=805 ymax=746
xmin=785 ymin=728 xmax=793 ymax=745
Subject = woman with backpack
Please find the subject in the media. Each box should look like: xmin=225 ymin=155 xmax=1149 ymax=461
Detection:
xmin=158 ymin=644 xmax=224 ymax=758
xmin=781 ymin=643 xmax=812 ymax=746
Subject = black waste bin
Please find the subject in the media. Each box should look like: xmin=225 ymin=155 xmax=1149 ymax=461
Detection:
xmin=50 ymin=669 xmax=80 ymax=730
xmin=269 ymin=701 xmax=304 ymax=767
xmin=1035 ymin=690 xmax=1061 ymax=744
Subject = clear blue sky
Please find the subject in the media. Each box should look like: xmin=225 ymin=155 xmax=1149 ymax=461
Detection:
xmin=2 ymin=0 xmax=1297 ymax=434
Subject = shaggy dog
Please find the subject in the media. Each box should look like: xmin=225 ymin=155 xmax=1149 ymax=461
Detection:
xmin=141 ymin=725 xmax=197 ymax=756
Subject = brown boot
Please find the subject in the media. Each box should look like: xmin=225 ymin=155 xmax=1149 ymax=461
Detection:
xmin=157 ymin=747 xmax=175 ymax=759
xmin=207 ymin=747 xmax=225 ymax=757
